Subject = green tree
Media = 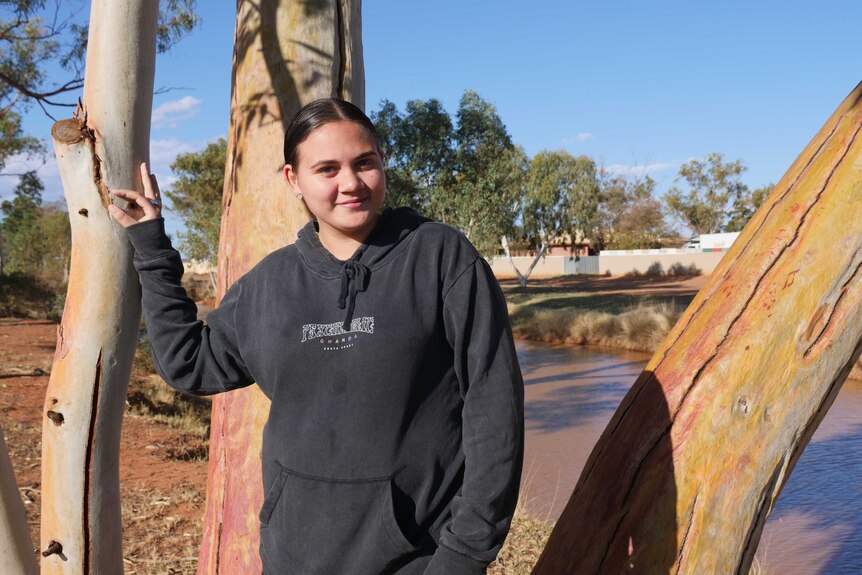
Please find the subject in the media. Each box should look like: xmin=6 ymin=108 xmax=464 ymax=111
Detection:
xmin=589 ymin=170 xmax=628 ymax=252
xmin=502 ymin=151 xmax=599 ymax=288
xmin=523 ymin=150 xmax=599 ymax=251
xmin=725 ymin=182 xmax=772 ymax=232
xmin=592 ymin=173 xmax=673 ymax=250
xmin=0 ymin=169 xmax=70 ymax=282
xmin=372 ymin=90 xmax=525 ymax=255
xmin=665 ymin=152 xmax=748 ymax=234
xmin=372 ymin=98 xmax=453 ymax=213
xmin=164 ymin=138 xmax=226 ymax=270
xmin=442 ymin=90 xmax=525 ymax=254
xmin=0 ymin=1 xmax=199 ymax=184
xmin=0 ymin=0 xmax=199 ymax=113
xmin=1 ymin=170 xmax=42 ymax=274
xmin=38 ymin=201 xmax=71 ymax=283
xmin=0 ymin=0 xmax=50 ymax=169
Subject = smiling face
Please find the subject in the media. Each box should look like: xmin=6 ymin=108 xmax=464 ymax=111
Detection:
xmin=284 ymin=121 xmax=386 ymax=255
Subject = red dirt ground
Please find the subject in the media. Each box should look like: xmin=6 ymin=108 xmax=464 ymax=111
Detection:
xmin=0 ymin=319 xmax=207 ymax=574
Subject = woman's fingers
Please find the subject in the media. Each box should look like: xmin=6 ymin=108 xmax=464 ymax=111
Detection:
xmin=109 ymin=163 xmax=163 ymax=228
xmin=141 ymin=162 xmax=161 ymax=201
xmin=140 ymin=163 xmax=159 ymax=200
xmin=108 ymin=203 xmax=139 ymax=227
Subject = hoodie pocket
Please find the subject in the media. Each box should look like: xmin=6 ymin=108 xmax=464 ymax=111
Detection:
xmin=259 ymin=463 xmax=418 ymax=574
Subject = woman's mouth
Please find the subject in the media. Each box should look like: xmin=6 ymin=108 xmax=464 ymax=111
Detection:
xmin=338 ymin=198 xmax=367 ymax=209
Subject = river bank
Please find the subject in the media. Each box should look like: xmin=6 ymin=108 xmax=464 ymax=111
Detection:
xmin=501 ymin=274 xmax=862 ymax=380
xmin=501 ymin=274 xmax=706 ymax=352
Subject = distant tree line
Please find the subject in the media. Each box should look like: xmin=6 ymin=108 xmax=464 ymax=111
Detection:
xmin=1 ymin=171 xmax=70 ymax=282
xmin=0 ymin=87 xmax=773 ymax=309
xmin=373 ymin=90 xmax=772 ymax=257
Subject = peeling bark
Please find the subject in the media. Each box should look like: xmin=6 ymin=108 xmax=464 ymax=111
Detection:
xmin=533 ymin=81 xmax=862 ymax=574
xmin=198 ymin=2 xmax=364 ymax=573
xmin=41 ymin=1 xmax=158 ymax=573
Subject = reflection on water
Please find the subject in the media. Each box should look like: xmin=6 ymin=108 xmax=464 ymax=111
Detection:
xmin=761 ymin=376 xmax=862 ymax=575
xmin=517 ymin=341 xmax=650 ymax=522
xmin=517 ymin=340 xmax=862 ymax=574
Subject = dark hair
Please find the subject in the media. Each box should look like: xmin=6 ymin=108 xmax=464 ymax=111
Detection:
xmin=283 ymin=98 xmax=379 ymax=166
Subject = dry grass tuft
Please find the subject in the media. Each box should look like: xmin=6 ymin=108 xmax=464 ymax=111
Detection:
xmin=488 ymin=510 xmax=554 ymax=575
xmin=128 ymin=338 xmax=212 ymax=437
xmin=511 ymin=302 xmax=685 ymax=352
xmin=121 ymin=484 xmax=205 ymax=575
xmin=127 ymin=374 xmax=211 ymax=438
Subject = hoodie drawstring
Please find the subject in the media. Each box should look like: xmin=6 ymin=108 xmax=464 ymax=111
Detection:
xmin=337 ymin=253 xmax=370 ymax=331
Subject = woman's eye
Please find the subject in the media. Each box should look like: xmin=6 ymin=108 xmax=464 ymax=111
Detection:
xmin=318 ymin=166 xmax=337 ymax=174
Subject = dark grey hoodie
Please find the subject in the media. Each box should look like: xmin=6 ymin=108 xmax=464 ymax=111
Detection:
xmin=126 ymin=207 xmax=524 ymax=575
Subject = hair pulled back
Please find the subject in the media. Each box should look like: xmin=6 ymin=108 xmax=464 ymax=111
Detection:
xmin=283 ymin=98 xmax=379 ymax=167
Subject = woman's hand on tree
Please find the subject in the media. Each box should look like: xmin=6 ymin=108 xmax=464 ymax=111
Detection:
xmin=108 ymin=162 xmax=162 ymax=228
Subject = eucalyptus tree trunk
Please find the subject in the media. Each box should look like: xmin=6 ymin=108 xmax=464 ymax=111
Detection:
xmin=41 ymin=1 xmax=158 ymax=573
xmin=533 ymin=81 xmax=862 ymax=574
xmin=198 ymin=1 xmax=364 ymax=572
xmin=0 ymin=430 xmax=37 ymax=574
xmin=501 ymin=235 xmax=547 ymax=289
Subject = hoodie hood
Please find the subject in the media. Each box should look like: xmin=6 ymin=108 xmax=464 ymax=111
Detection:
xmin=295 ymin=207 xmax=431 ymax=329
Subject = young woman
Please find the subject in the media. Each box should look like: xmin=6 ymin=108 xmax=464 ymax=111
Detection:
xmin=110 ymin=99 xmax=524 ymax=575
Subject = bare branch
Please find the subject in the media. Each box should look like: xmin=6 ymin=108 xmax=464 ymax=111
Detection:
xmin=154 ymin=85 xmax=194 ymax=95
xmin=0 ymin=70 xmax=82 ymax=108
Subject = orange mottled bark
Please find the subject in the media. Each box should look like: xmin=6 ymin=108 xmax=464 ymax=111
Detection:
xmin=197 ymin=2 xmax=363 ymax=573
xmin=533 ymin=82 xmax=862 ymax=574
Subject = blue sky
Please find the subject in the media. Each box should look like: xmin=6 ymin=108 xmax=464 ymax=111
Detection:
xmin=5 ymin=1 xmax=861 ymax=236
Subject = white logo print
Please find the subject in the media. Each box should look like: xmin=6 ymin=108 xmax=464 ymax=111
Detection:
xmin=300 ymin=316 xmax=375 ymax=343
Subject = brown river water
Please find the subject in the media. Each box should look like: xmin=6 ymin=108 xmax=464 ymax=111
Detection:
xmin=516 ymin=340 xmax=862 ymax=575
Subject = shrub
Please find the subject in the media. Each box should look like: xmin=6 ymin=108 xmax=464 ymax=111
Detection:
xmin=645 ymin=261 xmax=664 ymax=276
xmin=0 ymin=273 xmax=62 ymax=319
xmin=668 ymin=262 xmax=701 ymax=276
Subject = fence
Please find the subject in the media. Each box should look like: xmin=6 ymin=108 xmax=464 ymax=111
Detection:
xmin=564 ymin=255 xmax=599 ymax=274
xmin=488 ymin=250 xmax=729 ymax=278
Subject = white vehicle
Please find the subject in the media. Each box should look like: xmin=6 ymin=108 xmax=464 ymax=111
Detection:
xmin=682 ymin=232 xmax=740 ymax=251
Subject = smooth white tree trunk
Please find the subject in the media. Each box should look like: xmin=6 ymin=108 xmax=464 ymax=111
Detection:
xmin=501 ymin=235 xmax=547 ymax=288
xmin=0 ymin=430 xmax=37 ymax=574
xmin=41 ymin=1 xmax=158 ymax=573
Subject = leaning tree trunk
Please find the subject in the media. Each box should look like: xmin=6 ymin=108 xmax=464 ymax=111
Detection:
xmin=41 ymin=1 xmax=158 ymax=573
xmin=533 ymin=81 xmax=862 ymax=574
xmin=0 ymin=429 xmax=37 ymax=574
xmin=197 ymin=1 xmax=363 ymax=572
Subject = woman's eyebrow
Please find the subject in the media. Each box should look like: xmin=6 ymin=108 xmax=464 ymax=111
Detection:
xmin=308 ymin=150 xmax=376 ymax=170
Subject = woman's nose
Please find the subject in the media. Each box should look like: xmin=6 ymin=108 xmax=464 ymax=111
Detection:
xmin=339 ymin=169 xmax=362 ymax=192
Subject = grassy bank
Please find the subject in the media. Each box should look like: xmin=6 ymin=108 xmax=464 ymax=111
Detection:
xmin=501 ymin=274 xmax=862 ymax=381
xmin=502 ymin=275 xmax=699 ymax=353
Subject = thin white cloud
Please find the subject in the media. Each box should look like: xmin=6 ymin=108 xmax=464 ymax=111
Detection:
xmin=152 ymin=96 xmax=201 ymax=129
xmin=605 ymin=161 xmax=675 ymax=177
xmin=562 ymin=132 xmax=593 ymax=145
xmin=0 ymin=154 xmax=62 ymax=203
xmin=1 ymin=153 xmax=57 ymax=178
xmin=149 ymin=138 xmax=199 ymax=169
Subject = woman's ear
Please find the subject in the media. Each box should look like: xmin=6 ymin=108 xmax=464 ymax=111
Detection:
xmin=283 ymin=164 xmax=298 ymax=191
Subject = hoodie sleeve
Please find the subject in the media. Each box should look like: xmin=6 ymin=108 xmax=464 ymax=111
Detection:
xmin=125 ymin=218 xmax=254 ymax=395
xmin=429 ymin=257 xmax=525 ymax=574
